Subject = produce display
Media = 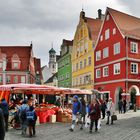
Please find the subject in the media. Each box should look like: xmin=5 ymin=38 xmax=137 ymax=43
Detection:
xmin=35 ymin=104 xmax=72 ymax=124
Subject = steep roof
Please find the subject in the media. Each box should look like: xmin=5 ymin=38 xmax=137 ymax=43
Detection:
xmin=85 ymin=17 xmax=103 ymax=44
xmin=108 ymin=7 xmax=140 ymax=40
xmin=44 ymin=72 xmax=57 ymax=84
xmin=0 ymin=46 xmax=32 ymax=71
xmin=63 ymin=39 xmax=73 ymax=46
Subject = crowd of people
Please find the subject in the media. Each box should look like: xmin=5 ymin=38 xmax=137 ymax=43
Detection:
xmin=0 ymin=97 xmax=37 ymax=139
xmin=69 ymin=96 xmax=116 ymax=133
xmin=0 ymin=94 xmax=130 ymax=139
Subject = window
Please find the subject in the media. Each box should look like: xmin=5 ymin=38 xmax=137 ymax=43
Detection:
xmin=14 ymin=76 xmax=18 ymax=83
xmin=6 ymin=76 xmax=11 ymax=83
xmin=103 ymin=47 xmax=109 ymax=58
xmin=0 ymin=63 xmax=2 ymax=69
xmin=131 ymin=63 xmax=138 ymax=74
xmin=13 ymin=62 xmax=18 ymax=69
xmin=66 ymin=73 xmax=70 ymax=79
xmin=100 ymin=35 xmax=103 ymax=42
xmin=131 ymin=42 xmax=138 ymax=53
xmin=114 ymin=63 xmax=120 ymax=75
xmin=0 ymin=75 xmax=2 ymax=83
xmin=85 ymin=42 xmax=88 ymax=52
xmin=96 ymin=51 xmax=101 ymax=61
xmin=113 ymin=28 xmax=116 ymax=35
xmin=80 ymin=77 xmax=82 ymax=85
xmin=21 ymin=76 xmax=26 ymax=83
xmin=105 ymin=29 xmax=110 ymax=40
xmin=103 ymin=66 xmax=109 ymax=77
xmin=106 ymin=14 xmax=110 ymax=21
xmin=80 ymin=61 xmax=82 ymax=69
xmin=96 ymin=69 xmax=101 ymax=78
xmin=88 ymin=57 xmax=91 ymax=65
xmin=84 ymin=59 xmax=87 ymax=67
xmin=76 ymin=63 xmax=78 ymax=70
xmin=114 ymin=42 xmax=120 ymax=55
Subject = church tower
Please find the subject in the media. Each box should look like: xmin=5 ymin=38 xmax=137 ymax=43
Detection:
xmin=48 ymin=47 xmax=57 ymax=74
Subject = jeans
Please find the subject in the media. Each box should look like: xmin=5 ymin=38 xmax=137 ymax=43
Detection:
xmin=29 ymin=124 xmax=36 ymax=136
xmin=107 ymin=116 xmax=113 ymax=124
xmin=21 ymin=120 xmax=28 ymax=135
xmin=90 ymin=119 xmax=98 ymax=131
xmin=79 ymin=114 xmax=86 ymax=129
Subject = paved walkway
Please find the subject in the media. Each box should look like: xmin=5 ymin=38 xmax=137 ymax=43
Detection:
xmin=5 ymin=110 xmax=140 ymax=140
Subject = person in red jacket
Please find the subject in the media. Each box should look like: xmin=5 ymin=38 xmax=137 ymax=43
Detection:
xmin=89 ymin=99 xmax=101 ymax=133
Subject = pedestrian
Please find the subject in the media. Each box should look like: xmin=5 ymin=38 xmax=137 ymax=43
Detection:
xmin=106 ymin=98 xmax=115 ymax=125
xmin=89 ymin=99 xmax=101 ymax=133
xmin=0 ymin=108 xmax=5 ymax=140
xmin=79 ymin=98 xmax=86 ymax=130
xmin=18 ymin=100 xmax=29 ymax=136
xmin=0 ymin=98 xmax=9 ymax=132
xmin=101 ymin=100 xmax=106 ymax=119
xmin=26 ymin=106 xmax=37 ymax=137
xmin=123 ymin=99 xmax=127 ymax=114
xmin=54 ymin=98 xmax=61 ymax=107
xmin=69 ymin=95 xmax=82 ymax=132
xmin=118 ymin=99 xmax=123 ymax=114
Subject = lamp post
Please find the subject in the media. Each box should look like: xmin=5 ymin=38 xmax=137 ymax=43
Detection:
xmin=2 ymin=58 xmax=6 ymax=85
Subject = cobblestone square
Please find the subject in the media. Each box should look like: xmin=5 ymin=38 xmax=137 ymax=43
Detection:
xmin=5 ymin=111 xmax=140 ymax=140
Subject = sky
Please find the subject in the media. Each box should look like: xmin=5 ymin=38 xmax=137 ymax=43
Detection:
xmin=0 ymin=0 xmax=139 ymax=66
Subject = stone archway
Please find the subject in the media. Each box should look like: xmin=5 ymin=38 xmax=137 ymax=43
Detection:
xmin=129 ymin=85 xmax=139 ymax=109
xmin=115 ymin=87 xmax=123 ymax=109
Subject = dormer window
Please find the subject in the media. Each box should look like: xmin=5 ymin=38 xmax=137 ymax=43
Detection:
xmin=11 ymin=54 xmax=21 ymax=69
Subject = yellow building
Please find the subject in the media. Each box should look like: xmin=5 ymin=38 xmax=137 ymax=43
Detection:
xmin=72 ymin=10 xmax=103 ymax=90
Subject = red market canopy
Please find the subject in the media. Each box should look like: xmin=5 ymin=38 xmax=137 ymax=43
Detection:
xmin=0 ymin=84 xmax=92 ymax=95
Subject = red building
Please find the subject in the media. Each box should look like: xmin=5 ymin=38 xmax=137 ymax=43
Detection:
xmin=0 ymin=44 xmax=37 ymax=85
xmin=94 ymin=7 xmax=140 ymax=109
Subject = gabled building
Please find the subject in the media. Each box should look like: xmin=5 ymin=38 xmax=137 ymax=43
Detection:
xmin=58 ymin=39 xmax=73 ymax=88
xmin=0 ymin=44 xmax=36 ymax=84
xmin=71 ymin=10 xmax=103 ymax=90
xmin=94 ymin=7 xmax=140 ymax=108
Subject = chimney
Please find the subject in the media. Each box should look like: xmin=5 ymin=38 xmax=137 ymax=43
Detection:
xmin=98 ymin=9 xmax=102 ymax=19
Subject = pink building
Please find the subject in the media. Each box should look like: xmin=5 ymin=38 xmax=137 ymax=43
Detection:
xmin=0 ymin=44 xmax=37 ymax=85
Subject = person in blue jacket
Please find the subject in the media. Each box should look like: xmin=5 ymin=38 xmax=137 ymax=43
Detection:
xmin=69 ymin=95 xmax=82 ymax=132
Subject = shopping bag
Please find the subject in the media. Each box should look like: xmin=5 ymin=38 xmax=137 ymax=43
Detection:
xmin=97 ymin=119 xmax=101 ymax=130
xmin=85 ymin=117 xmax=90 ymax=128
xmin=112 ymin=115 xmax=117 ymax=121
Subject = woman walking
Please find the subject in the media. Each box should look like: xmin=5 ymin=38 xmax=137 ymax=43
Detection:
xmin=89 ymin=99 xmax=101 ymax=133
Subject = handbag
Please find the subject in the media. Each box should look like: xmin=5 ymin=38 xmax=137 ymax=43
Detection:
xmin=85 ymin=116 xmax=91 ymax=128
xmin=112 ymin=115 xmax=117 ymax=121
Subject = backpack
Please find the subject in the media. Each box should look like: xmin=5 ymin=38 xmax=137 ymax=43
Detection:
xmin=20 ymin=107 xmax=27 ymax=121
xmin=26 ymin=111 xmax=35 ymax=121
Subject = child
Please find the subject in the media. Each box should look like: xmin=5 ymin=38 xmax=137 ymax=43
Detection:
xmin=26 ymin=106 xmax=37 ymax=137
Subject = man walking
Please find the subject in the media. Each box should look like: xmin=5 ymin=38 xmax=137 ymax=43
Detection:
xmin=106 ymin=98 xmax=115 ymax=125
xmin=18 ymin=100 xmax=29 ymax=136
xmin=118 ymin=99 xmax=123 ymax=114
xmin=0 ymin=98 xmax=9 ymax=132
xmin=69 ymin=95 xmax=82 ymax=132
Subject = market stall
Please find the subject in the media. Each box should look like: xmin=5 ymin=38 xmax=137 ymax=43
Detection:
xmin=0 ymin=83 xmax=92 ymax=124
